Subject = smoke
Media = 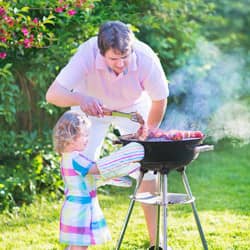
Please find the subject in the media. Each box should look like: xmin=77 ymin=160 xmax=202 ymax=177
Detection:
xmin=209 ymin=101 xmax=250 ymax=143
xmin=161 ymin=39 xmax=250 ymax=143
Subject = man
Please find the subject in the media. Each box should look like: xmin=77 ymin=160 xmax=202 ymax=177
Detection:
xmin=46 ymin=20 xmax=169 ymax=249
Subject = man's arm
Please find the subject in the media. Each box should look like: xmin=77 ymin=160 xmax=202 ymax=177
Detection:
xmin=46 ymin=80 xmax=82 ymax=107
xmin=46 ymin=80 xmax=104 ymax=116
xmin=147 ymin=99 xmax=167 ymax=129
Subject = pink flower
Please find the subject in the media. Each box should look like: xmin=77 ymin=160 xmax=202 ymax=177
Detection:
xmin=33 ymin=18 xmax=39 ymax=24
xmin=0 ymin=7 xmax=6 ymax=17
xmin=21 ymin=28 xmax=29 ymax=36
xmin=0 ymin=52 xmax=7 ymax=59
xmin=23 ymin=35 xmax=34 ymax=48
xmin=55 ymin=7 xmax=64 ymax=13
xmin=24 ymin=39 xmax=31 ymax=48
xmin=68 ymin=9 xmax=77 ymax=16
xmin=0 ymin=36 xmax=7 ymax=43
xmin=4 ymin=16 xmax=14 ymax=26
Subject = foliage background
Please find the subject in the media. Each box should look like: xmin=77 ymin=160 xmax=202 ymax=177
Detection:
xmin=0 ymin=0 xmax=249 ymax=211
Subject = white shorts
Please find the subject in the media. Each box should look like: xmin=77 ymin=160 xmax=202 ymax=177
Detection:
xmin=71 ymin=96 xmax=156 ymax=181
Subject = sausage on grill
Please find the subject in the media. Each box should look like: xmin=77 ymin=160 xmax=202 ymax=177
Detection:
xmin=135 ymin=127 xmax=203 ymax=141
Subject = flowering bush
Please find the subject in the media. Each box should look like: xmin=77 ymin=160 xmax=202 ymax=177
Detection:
xmin=0 ymin=0 xmax=98 ymax=128
xmin=0 ymin=0 xmax=96 ymax=59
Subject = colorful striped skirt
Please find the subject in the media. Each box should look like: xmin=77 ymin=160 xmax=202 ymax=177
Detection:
xmin=60 ymin=195 xmax=111 ymax=246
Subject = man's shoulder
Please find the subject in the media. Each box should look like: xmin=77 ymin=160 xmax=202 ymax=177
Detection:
xmin=78 ymin=36 xmax=98 ymax=53
xmin=85 ymin=36 xmax=98 ymax=46
xmin=133 ymin=39 xmax=157 ymax=58
xmin=133 ymin=39 xmax=161 ymax=68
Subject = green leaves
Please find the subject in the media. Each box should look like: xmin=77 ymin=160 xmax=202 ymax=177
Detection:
xmin=20 ymin=6 xmax=30 ymax=13
xmin=42 ymin=13 xmax=56 ymax=25
xmin=0 ymin=130 xmax=62 ymax=211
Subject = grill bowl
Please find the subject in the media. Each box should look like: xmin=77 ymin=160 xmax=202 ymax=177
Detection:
xmin=118 ymin=134 xmax=204 ymax=170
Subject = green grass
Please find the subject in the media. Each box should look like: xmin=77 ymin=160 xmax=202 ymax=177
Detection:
xmin=0 ymin=141 xmax=250 ymax=250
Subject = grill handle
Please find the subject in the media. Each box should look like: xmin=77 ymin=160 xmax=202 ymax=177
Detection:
xmin=194 ymin=145 xmax=214 ymax=153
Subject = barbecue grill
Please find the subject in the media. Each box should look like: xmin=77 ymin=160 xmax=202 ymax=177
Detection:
xmin=115 ymin=134 xmax=214 ymax=250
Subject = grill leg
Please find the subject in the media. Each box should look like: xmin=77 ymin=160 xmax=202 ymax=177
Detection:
xmin=181 ymin=169 xmax=208 ymax=250
xmin=115 ymin=170 xmax=145 ymax=250
xmin=161 ymin=173 xmax=168 ymax=250
xmin=155 ymin=172 xmax=161 ymax=249
xmin=155 ymin=204 xmax=161 ymax=249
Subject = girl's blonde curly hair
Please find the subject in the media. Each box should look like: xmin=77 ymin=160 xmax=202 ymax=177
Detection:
xmin=53 ymin=110 xmax=91 ymax=154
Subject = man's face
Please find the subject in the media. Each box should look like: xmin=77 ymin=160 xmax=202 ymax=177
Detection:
xmin=103 ymin=48 xmax=132 ymax=75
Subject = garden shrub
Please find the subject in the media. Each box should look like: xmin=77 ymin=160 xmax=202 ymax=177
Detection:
xmin=0 ymin=130 xmax=62 ymax=211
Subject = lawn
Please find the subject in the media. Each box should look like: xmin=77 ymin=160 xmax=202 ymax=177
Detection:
xmin=0 ymin=140 xmax=250 ymax=250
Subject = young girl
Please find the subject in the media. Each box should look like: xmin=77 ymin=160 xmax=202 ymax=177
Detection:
xmin=53 ymin=110 xmax=144 ymax=250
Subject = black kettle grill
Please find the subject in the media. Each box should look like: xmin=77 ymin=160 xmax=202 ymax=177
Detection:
xmin=115 ymin=134 xmax=213 ymax=250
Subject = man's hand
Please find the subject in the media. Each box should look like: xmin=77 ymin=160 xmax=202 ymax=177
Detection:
xmin=80 ymin=95 xmax=104 ymax=117
xmin=147 ymin=99 xmax=167 ymax=129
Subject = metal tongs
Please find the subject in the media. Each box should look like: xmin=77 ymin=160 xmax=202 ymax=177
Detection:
xmin=103 ymin=108 xmax=145 ymax=124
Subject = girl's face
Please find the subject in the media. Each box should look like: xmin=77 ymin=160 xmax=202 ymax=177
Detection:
xmin=64 ymin=130 xmax=88 ymax=152
xmin=74 ymin=131 xmax=88 ymax=151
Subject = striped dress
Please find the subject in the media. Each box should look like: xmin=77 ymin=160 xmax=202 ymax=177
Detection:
xmin=60 ymin=151 xmax=111 ymax=246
